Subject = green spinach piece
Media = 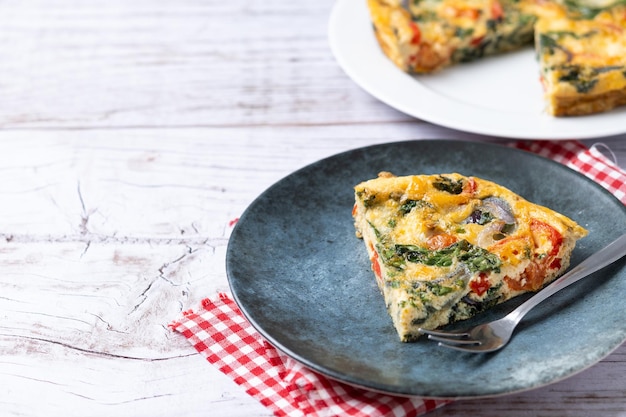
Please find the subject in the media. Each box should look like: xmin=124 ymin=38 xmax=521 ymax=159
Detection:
xmin=426 ymin=282 xmax=455 ymax=296
xmin=399 ymin=200 xmax=420 ymax=215
xmin=391 ymin=240 xmax=502 ymax=273
xmin=432 ymin=175 xmax=464 ymax=195
xmin=557 ymin=66 xmax=599 ymax=93
xmin=455 ymin=27 xmax=474 ymax=39
xmin=562 ymin=0 xmax=626 ymax=19
xmin=357 ymin=190 xmax=377 ymax=207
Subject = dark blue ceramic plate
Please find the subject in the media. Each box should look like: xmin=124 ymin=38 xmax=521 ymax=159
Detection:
xmin=226 ymin=140 xmax=626 ymax=399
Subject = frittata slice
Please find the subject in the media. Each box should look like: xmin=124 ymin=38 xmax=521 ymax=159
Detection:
xmin=535 ymin=4 xmax=626 ymax=116
xmin=353 ymin=172 xmax=587 ymax=342
xmin=367 ymin=0 xmax=537 ymax=73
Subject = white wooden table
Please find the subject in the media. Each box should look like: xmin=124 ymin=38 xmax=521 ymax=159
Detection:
xmin=0 ymin=1 xmax=624 ymax=416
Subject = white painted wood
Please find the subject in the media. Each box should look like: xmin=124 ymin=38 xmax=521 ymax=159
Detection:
xmin=0 ymin=1 xmax=624 ymax=416
xmin=0 ymin=0 xmax=408 ymax=129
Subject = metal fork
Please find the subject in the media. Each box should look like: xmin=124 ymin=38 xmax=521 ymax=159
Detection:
xmin=418 ymin=232 xmax=626 ymax=353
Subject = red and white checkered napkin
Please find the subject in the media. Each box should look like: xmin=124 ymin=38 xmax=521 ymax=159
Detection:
xmin=170 ymin=293 xmax=450 ymax=417
xmin=170 ymin=140 xmax=626 ymax=417
xmin=512 ymin=140 xmax=626 ymax=204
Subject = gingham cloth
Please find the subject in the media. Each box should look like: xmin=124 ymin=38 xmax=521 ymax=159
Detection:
xmin=512 ymin=140 xmax=626 ymax=204
xmin=170 ymin=140 xmax=626 ymax=417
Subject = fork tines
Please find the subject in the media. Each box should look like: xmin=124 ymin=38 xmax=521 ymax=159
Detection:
xmin=418 ymin=328 xmax=481 ymax=346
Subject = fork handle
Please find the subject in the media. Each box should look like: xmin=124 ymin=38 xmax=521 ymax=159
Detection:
xmin=507 ymin=232 xmax=626 ymax=324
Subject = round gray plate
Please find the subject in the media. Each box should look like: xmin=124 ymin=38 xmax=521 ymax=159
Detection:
xmin=226 ymin=140 xmax=626 ymax=399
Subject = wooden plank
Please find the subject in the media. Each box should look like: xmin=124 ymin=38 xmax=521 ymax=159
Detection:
xmin=0 ymin=240 xmax=268 ymax=416
xmin=0 ymin=129 xmax=622 ymax=240
xmin=0 ymin=127 xmax=488 ymax=238
xmin=0 ymin=0 xmax=409 ymax=129
xmin=1 ymin=336 xmax=271 ymax=417
xmin=432 ymin=345 xmax=626 ymax=416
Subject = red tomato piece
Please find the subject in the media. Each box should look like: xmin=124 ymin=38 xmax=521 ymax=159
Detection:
xmin=470 ymin=35 xmax=485 ymax=46
xmin=505 ymin=261 xmax=546 ymax=291
xmin=470 ymin=273 xmax=490 ymax=296
xmin=491 ymin=0 xmax=504 ymax=19
xmin=409 ymin=21 xmax=421 ymax=45
xmin=369 ymin=243 xmax=382 ymax=282
xmin=530 ymin=219 xmax=563 ymax=257
xmin=463 ymin=177 xmax=477 ymax=194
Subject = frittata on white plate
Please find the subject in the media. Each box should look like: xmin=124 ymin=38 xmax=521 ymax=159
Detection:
xmin=367 ymin=0 xmax=537 ymax=73
xmin=366 ymin=0 xmax=626 ymax=116
xmin=535 ymin=3 xmax=626 ymax=116
xmin=353 ymin=172 xmax=587 ymax=342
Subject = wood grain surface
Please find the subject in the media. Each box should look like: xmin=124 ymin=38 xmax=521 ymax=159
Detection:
xmin=0 ymin=1 xmax=624 ymax=416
